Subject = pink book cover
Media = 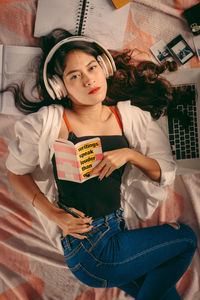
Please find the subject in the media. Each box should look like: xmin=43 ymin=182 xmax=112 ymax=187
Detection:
xmin=53 ymin=137 xmax=103 ymax=183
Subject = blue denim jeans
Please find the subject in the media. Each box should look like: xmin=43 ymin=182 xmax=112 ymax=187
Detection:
xmin=61 ymin=209 xmax=197 ymax=300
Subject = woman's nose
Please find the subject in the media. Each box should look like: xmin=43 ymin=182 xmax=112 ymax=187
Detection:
xmin=83 ymin=74 xmax=95 ymax=86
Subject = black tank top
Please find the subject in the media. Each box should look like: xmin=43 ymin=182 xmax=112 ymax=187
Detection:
xmin=52 ymin=107 xmax=129 ymax=219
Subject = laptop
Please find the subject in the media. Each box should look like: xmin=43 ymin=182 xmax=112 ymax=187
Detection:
xmin=157 ymin=68 xmax=200 ymax=174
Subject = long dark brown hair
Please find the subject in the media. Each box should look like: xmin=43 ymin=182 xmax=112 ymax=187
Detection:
xmin=0 ymin=28 xmax=188 ymax=122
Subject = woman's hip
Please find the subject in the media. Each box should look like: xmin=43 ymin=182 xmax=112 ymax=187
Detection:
xmin=61 ymin=211 xmax=197 ymax=287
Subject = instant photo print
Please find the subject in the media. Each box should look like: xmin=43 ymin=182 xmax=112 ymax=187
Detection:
xmin=193 ymin=35 xmax=200 ymax=62
xmin=150 ymin=40 xmax=174 ymax=63
xmin=167 ymin=35 xmax=195 ymax=65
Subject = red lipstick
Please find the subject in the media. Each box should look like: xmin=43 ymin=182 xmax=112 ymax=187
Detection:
xmin=88 ymin=87 xmax=100 ymax=94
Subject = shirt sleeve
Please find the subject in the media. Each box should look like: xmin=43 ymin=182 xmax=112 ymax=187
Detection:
xmin=144 ymin=118 xmax=177 ymax=186
xmin=121 ymin=118 xmax=177 ymax=222
xmin=6 ymin=109 xmax=46 ymax=175
xmin=118 ymin=101 xmax=176 ymax=187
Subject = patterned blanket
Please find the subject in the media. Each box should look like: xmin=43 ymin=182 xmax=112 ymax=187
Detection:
xmin=0 ymin=1 xmax=199 ymax=299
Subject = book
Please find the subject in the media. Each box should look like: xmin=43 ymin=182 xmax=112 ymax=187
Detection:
xmin=53 ymin=137 xmax=103 ymax=183
xmin=34 ymin=0 xmax=130 ymax=50
xmin=0 ymin=45 xmax=42 ymax=115
xmin=111 ymin=0 xmax=131 ymax=9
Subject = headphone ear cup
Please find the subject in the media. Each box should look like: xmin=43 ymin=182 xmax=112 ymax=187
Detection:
xmin=97 ymin=54 xmax=114 ymax=78
xmin=48 ymin=74 xmax=68 ymax=100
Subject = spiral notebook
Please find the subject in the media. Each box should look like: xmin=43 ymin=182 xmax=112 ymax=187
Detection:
xmin=34 ymin=0 xmax=130 ymax=50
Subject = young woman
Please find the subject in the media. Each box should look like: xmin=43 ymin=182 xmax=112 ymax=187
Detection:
xmin=5 ymin=29 xmax=197 ymax=299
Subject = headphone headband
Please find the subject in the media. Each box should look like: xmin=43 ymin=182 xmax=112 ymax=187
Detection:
xmin=43 ymin=36 xmax=116 ymax=99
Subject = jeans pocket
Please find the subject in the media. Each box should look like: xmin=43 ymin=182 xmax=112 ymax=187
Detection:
xmin=70 ymin=263 xmax=107 ymax=288
xmin=118 ymin=217 xmax=126 ymax=232
xmin=61 ymin=236 xmax=82 ymax=260
xmin=84 ymin=223 xmax=110 ymax=252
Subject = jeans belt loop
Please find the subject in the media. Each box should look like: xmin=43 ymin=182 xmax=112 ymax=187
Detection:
xmin=104 ymin=215 xmax=108 ymax=225
xmin=65 ymin=235 xmax=72 ymax=251
xmin=115 ymin=208 xmax=121 ymax=221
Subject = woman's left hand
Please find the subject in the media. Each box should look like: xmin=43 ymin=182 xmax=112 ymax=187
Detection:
xmin=90 ymin=148 xmax=130 ymax=180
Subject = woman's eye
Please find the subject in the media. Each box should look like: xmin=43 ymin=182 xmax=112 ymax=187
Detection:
xmin=71 ymin=74 xmax=79 ymax=80
xmin=90 ymin=65 xmax=97 ymax=71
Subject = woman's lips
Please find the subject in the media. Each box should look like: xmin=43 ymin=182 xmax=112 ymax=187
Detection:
xmin=88 ymin=87 xmax=100 ymax=94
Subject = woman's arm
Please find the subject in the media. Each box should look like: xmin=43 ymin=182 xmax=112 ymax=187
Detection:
xmin=8 ymin=171 xmax=93 ymax=239
xmin=114 ymin=102 xmax=176 ymax=187
xmin=126 ymin=148 xmax=161 ymax=181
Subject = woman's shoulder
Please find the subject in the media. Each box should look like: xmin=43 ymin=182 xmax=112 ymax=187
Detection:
xmin=18 ymin=104 xmax=63 ymax=126
xmin=31 ymin=104 xmax=63 ymax=119
xmin=116 ymin=101 xmax=153 ymax=146
xmin=14 ymin=105 xmax=64 ymax=142
xmin=116 ymin=101 xmax=152 ymax=124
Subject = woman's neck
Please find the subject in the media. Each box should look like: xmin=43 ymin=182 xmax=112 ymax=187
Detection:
xmin=70 ymin=103 xmax=109 ymax=122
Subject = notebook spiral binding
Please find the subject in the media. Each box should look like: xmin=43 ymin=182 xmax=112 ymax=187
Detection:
xmin=75 ymin=1 xmax=82 ymax=35
xmin=76 ymin=0 xmax=90 ymax=36
xmin=81 ymin=2 xmax=89 ymax=35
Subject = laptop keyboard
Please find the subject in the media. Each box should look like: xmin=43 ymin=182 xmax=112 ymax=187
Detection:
xmin=168 ymin=84 xmax=199 ymax=160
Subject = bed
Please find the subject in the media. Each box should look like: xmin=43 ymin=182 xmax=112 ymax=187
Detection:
xmin=0 ymin=1 xmax=200 ymax=299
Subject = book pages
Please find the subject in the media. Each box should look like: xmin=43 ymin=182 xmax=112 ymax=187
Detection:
xmin=0 ymin=45 xmax=42 ymax=115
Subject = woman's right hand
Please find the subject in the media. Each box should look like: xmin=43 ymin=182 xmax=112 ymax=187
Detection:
xmin=6 ymin=172 xmax=93 ymax=239
xmin=53 ymin=207 xmax=93 ymax=239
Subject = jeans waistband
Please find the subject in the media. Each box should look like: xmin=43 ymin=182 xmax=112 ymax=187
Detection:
xmin=61 ymin=208 xmax=124 ymax=249
xmin=91 ymin=208 xmax=124 ymax=227
xmin=58 ymin=202 xmax=123 ymax=226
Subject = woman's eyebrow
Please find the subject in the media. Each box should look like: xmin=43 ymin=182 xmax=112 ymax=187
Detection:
xmin=64 ymin=59 xmax=97 ymax=76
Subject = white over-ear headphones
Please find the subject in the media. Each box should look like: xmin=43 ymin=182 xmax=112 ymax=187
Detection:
xmin=43 ymin=36 xmax=116 ymax=100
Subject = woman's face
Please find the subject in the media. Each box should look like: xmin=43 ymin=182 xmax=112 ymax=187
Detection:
xmin=62 ymin=50 xmax=107 ymax=106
